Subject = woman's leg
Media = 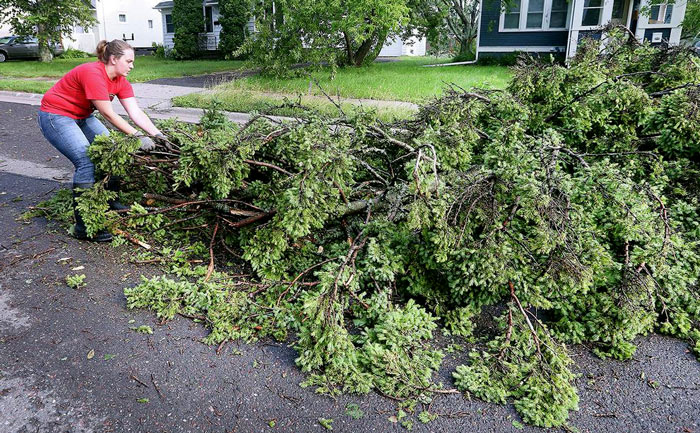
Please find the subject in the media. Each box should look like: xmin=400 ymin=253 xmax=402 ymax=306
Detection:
xmin=37 ymin=111 xmax=94 ymax=185
xmin=38 ymin=111 xmax=112 ymax=242
xmin=79 ymin=115 xmax=129 ymax=211
xmin=78 ymin=115 xmax=109 ymax=143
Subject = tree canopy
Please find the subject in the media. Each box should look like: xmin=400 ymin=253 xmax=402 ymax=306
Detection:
xmin=682 ymin=0 xmax=700 ymax=41
xmin=0 ymin=0 xmax=96 ymax=62
xmin=242 ymin=0 xmax=411 ymax=74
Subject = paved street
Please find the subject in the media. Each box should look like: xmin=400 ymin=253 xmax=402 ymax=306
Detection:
xmin=0 ymin=99 xmax=699 ymax=433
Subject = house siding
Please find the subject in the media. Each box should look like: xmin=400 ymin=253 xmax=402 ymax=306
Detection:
xmin=577 ymin=30 xmax=602 ymax=42
xmin=478 ymin=0 xmax=568 ymax=49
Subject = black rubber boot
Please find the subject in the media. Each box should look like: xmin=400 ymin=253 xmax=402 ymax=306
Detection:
xmin=106 ymin=176 xmax=130 ymax=211
xmin=73 ymin=183 xmax=113 ymax=243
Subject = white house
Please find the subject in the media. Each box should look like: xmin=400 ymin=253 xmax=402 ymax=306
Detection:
xmin=154 ymin=0 xmax=426 ymax=56
xmin=379 ymin=33 xmax=427 ymax=57
xmin=64 ymin=0 xmax=164 ymax=53
xmin=0 ymin=21 xmax=11 ymax=37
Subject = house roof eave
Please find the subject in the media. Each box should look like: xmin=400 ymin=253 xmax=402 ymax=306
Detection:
xmin=154 ymin=1 xmax=174 ymax=10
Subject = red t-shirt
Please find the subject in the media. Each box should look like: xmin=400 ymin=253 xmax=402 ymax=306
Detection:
xmin=40 ymin=61 xmax=134 ymax=119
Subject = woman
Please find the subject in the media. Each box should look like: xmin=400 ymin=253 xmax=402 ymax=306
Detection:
xmin=38 ymin=39 xmax=165 ymax=242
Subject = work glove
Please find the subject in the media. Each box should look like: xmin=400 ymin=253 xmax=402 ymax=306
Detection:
xmin=154 ymin=133 xmax=169 ymax=145
xmin=137 ymin=135 xmax=156 ymax=152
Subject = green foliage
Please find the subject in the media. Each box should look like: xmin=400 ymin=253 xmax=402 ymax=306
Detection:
xmin=0 ymin=0 xmax=97 ymax=62
xmin=454 ymin=312 xmax=579 ymax=427
xmin=58 ymin=48 xmax=91 ymax=59
xmin=172 ymin=0 xmax=204 ymax=59
xmin=65 ymin=274 xmax=86 ymax=289
xmin=418 ymin=410 xmax=437 ymax=423
xmin=345 ymin=403 xmax=364 ymax=419
xmin=218 ymin=0 xmax=250 ymax=58
xmin=682 ymin=0 xmax=700 ymax=41
xmin=23 ymin=188 xmax=73 ymax=224
xmin=57 ymin=34 xmax=700 ymax=428
xmin=241 ymin=0 xmax=410 ymax=74
xmin=152 ymin=42 xmax=167 ymax=59
xmin=646 ymin=88 xmax=700 ymax=159
xmin=318 ymin=418 xmax=333 ymax=430
xmin=74 ymin=183 xmax=116 ymax=238
xmin=131 ymin=325 xmax=154 ymax=334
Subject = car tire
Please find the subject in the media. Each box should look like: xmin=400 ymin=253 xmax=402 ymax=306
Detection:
xmin=0 ymin=52 xmax=6 ymax=62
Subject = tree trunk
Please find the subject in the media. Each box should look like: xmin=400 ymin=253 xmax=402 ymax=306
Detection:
xmin=343 ymin=32 xmax=355 ymax=66
xmin=351 ymin=30 xmax=388 ymax=67
xmin=37 ymin=25 xmax=53 ymax=63
xmin=39 ymin=43 xmax=54 ymax=63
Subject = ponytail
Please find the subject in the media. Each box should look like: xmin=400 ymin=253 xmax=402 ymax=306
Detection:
xmin=96 ymin=39 xmax=133 ymax=63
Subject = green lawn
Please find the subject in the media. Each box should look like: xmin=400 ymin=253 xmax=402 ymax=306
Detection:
xmin=0 ymin=56 xmax=245 ymax=82
xmin=0 ymin=78 xmax=54 ymax=93
xmin=174 ymin=90 xmax=417 ymax=122
xmin=0 ymin=56 xmax=512 ymax=120
xmin=214 ymin=57 xmax=512 ymax=103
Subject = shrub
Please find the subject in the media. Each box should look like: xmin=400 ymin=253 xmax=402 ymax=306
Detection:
xmin=59 ymin=48 xmax=92 ymax=59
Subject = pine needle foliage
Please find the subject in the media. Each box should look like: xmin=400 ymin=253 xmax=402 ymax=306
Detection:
xmin=69 ymin=29 xmax=700 ymax=427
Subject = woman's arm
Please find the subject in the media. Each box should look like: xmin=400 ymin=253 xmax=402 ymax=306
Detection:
xmin=92 ymin=100 xmax=139 ymax=135
xmin=119 ymin=97 xmax=162 ymax=136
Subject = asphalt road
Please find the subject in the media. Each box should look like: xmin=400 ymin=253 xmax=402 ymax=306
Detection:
xmin=1 ymin=101 xmax=699 ymax=433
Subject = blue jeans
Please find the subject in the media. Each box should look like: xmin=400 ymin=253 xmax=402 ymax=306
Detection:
xmin=38 ymin=110 xmax=109 ymax=185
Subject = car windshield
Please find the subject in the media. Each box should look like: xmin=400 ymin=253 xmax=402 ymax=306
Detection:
xmin=0 ymin=37 xmax=12 ymax=44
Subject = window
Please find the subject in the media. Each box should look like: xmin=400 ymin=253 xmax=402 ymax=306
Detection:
xmin=649 ymin=3 xmax=673 ymax=24
xmin=549 ymin=0 xmax=568 ymax=27
xmin=527 ymin=0 xmax=544 ymax=28
xmin=148 ymin=19 xmax=153 ymax=29
xmin=501 ymin=0 xmax=569 ymax=30
xmin=612 ymin=0 xmax=625 ymax=19
xmin=165 ymin=14 xmax=174 ymax=33
xmin=504 ymin=0 xmax=522 ymax=29
xmin=119 ymin=14 xmax=126 ymax=23
xmin=205 ymin=6 xmax=214 ymax=33
xmin=581 ymin=0 xmax=603 ymax=26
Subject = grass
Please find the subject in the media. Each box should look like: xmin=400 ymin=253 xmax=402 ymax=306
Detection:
xmin=0 ymin=56 xmax=245 ymax=82
xmin=0 ymin=78 xmax=54 ymax=93
xmin=174 ymin=89 xmax=417 ymax=122
xmin=214 ymin=57 xmax=512 ymax=103
xmin=0 ymin=56 xmax=512 ymax=120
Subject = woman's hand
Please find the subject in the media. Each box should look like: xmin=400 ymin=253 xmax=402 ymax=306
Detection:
xmin=136 ymin=134 xmax=156 ymax=151
xmin=154 ymin=133 xmax=169 ymax=144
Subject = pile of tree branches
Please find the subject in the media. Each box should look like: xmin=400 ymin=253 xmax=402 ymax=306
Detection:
xmin=79 ymin=29 xmax=700 ymax=427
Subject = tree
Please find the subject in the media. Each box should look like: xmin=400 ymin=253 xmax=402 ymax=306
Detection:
xmin=73 ymin=32 xmax=699 ymax=428
xmin=0 ymin=0 xmax=96 ymax=62
xmin=218 ymin=0 xmax=250 ymax=58
xmin=682 ymin=0 xmax=700 ymax=41
xmin=244 ymin=0 xmax=411 ymax=74
xmin=409 ymin=0 xmax=480 ymax=59
xmin=172 ymin=0 xmax=204 ymax=59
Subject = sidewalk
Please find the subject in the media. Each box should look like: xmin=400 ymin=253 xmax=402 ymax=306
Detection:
xmin=0 ymin=81 xmax=418 ymax=126
xmin=0 ymin=84 xmax=235 ymax=125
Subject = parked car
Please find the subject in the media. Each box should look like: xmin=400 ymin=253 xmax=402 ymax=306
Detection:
xmin=0 ymin=36 xmax=63 ymax=62
xmin=693 ymin=40 xmax=700 ymax=56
